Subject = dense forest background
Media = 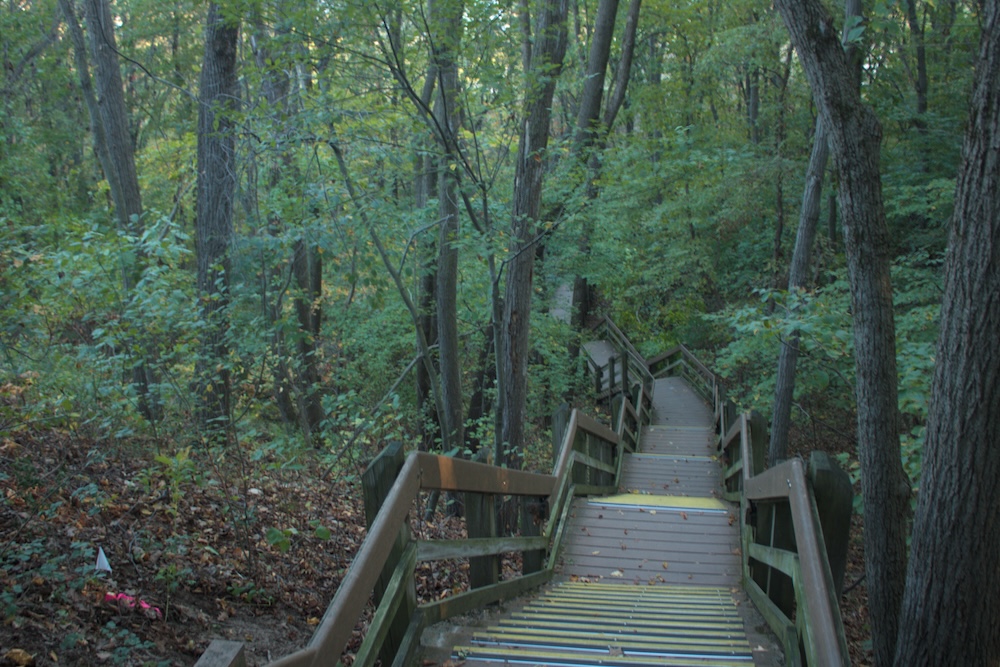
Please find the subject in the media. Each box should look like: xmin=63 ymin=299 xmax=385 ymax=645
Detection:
xmin=0 ymin=0 xmax=991 ymax=665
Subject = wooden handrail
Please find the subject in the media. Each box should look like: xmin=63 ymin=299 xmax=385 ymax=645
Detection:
xmin=199 ymin=336 xmax=654 ymax=667
xmin=654 ymin=346 xmax=849 ymax=667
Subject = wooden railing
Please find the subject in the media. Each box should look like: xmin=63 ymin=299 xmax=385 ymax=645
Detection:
xmin=657 ymin=344 xmax=852 ymax=667
xmin=588 ymin=316 xmax=655 ymax=426
xmin=196 ymin=331 xmax=652 ymax=667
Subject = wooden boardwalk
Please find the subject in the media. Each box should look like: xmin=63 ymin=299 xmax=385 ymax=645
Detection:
xmin=449 ymin=376 xmax=777 ymax=666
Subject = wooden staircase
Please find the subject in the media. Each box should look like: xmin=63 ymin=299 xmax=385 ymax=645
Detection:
xmin=449 ymin=376 xmax=774 ymax=666
xmin=196 ymin=321 xmax=851 ymax=667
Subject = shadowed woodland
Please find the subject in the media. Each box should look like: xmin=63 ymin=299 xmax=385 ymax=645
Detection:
xmin=2 ymin=0 xmax=1000 ymax=665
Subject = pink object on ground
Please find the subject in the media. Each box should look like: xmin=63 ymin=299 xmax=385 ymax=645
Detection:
xmin=104 ymin=592 xmax=163 ymax=619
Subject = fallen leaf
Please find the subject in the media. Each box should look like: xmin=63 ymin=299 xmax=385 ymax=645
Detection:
xmin=608 ymin=646 xmax=624 ymax=657
xmin=610 ymin=569 xmax=624 ymax=577
xmin=591 ymin=550 xmax=601 ymax=555
xmin=5 ymin=649 xmax=34 ymax=666
xmin=662 ymin=562 xmax=669 ymax=569
xmin=649 ymin=510 xmax=656 ymax=515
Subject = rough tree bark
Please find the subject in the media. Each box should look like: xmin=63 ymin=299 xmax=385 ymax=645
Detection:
xmin=894 ymin=4 xmax=1000 ymax=663
xmin=499 ymin=0 xmax=569 ymax=468
xmin=195 ymin=3 xmax=239 ymax=433
xmin=773 ymin=1 xmax=911 ymax=664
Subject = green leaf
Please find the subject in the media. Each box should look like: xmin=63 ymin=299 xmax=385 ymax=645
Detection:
xmin=265 ymin=527 xmax=291 ymax=553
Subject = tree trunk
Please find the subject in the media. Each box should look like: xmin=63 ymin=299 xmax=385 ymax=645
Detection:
xmin=74 ymin=0 xmax=160 ymax=422
xmin=572 ymin=0 xmax=619 ymax=157
xmin=251 ymin=18 xmax=299 ymax=433
xmin=569 ymin=0 xmax=641 ymax=333
xmin=768 ymin=119 xmax=829 ymax=465
xmin=499 ymin=0 xmax=569 ymax=469
xmin=894 ymin=5 xmax=1000 ymax=663
xmin=774 ymin=2 xmax=911 ymax=664
xmin=415 ymin=153 xmax=440 ymax=453
xmin=569 ymin=0 xmax=618 ymax=334
xmin=195 ymin=3 xmax=239 ymax=434
xmin=292 ymin=237 xmax=325 ymax=440
xmin=432 ymin=0 xmax=466 ymax=458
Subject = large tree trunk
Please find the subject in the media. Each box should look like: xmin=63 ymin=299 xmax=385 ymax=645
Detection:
xmin=569 ymin=0 xmax=618 ymax=334
xmin=773 ymin=2 xmax=911 ymax=664
xmin=894 ymin=5 xmax=1000 ymax=663
xmin=571 ymin=0 xmax=619 ymax=156
xmin=195 ymin=4 xmax=239 ymax=434
xmin=499 ymin=0 xmax=569 ymax=469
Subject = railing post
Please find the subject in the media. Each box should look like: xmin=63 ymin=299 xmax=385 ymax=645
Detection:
xmin=808 ymin=452 xmax=853 ymax=597
xmin=749 ymin=411 xmax=769 ymax=477
xmin=362 ymin=442 xmax=414 ymax=666
xmin=608 ymin=356 xmax=617 ymax=395
xmin=194 ymin=640 xmax=246 ymax=667
xmin=622 ymin=354 xmax=630 ymax=396
xmin=552 ymin=402 xmax=571 ymax=461
xmin=467 ymin=448 xmax=500 ymax=588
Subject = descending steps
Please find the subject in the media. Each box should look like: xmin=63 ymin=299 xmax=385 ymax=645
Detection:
xmin=454 ymin=581 xmax=753 ymax=667
xmin=442 ymin=373 xmax=776 ymax=667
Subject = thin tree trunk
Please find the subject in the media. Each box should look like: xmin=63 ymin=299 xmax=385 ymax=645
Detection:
xmin=415 ymin=153 xmax=439 ymax=453
xmin=894 ymin=5 xmax=1000 ymax=663
xmin=251 ymin=18 xmax=298 ymax=431
xmin=292 ymin=238 xmax=324 ymax=440
xmin=195 ymin=3 xmax=239 ymax=434
xmin=432 ymin=0 xmax=466 ymax=459
xmin=774 ymin=2 xmax=910 ymax=664
xmin=768 ymin=119 xmax=829 ymax=465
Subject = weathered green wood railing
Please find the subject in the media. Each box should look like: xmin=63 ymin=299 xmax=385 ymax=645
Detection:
xmin=196 ymin=326 xmax=651 ymax=667
xmin=589 ymin=316 xmax=655 ymax=424
xmin=650 ymin=344 xmax=852 ymax=667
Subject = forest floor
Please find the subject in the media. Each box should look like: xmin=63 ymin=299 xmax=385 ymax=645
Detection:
xmin=0 ymin=423 xmax=499 ymax=667
xmin=1 ymin=415 xmax=871 ymax=667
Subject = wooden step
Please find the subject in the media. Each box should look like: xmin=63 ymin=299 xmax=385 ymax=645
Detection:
xmin=454 ymin=582 xmax=754 ymax=667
